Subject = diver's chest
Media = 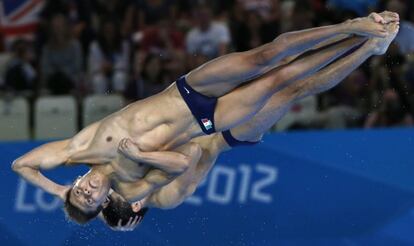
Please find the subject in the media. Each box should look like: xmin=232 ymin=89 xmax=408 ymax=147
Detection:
xmin=128 ymin=102 xmax=195 ymax=151
xmin=111 ymin=157 xmax=146 ymax=182
xmin=133 ymin=124 xmax=177 ymax=151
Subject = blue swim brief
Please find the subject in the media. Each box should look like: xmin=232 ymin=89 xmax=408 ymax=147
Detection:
xmin=176 ymin=76 xmax=217 ymax=135
xmin=222 ymin=130 xmax=260 ymax=147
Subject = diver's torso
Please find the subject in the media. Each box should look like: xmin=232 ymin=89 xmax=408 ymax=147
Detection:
xmin=119 ymin=82 xmax=202 ymax=151
xmin=70 ymin=82 xmax=201 ymax=166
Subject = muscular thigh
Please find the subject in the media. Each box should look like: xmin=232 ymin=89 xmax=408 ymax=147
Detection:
xmin=185 ymin=52 xmax=258 ymax=97
xmin=213 ymin=70 xmax=285 ymax=131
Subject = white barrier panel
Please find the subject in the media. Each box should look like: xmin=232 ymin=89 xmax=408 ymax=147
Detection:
xmin=34 ymin=96 xmax=77 ymax=140
xmin=0 ymin=97 xmax=30 ymax=141
xmin=82 ymin=94 xmax=125 ymax=127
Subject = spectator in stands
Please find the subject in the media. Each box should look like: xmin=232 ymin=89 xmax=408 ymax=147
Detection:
xmin=37 ymin=0 xmax=94 ymax=61
xmin=317 ymin=69 xmax=371 ymax=128
xmin=325 ymin=70 xmax=370 ymax=108
xmin=126 ymin=52 xmax=168 ymax=100
xmin=136 ymin=0 xmax=177 ymax=28
xmin=364 ymin=89 xmax=414 ymax=128
xmin=93 ymin=0 xmax=136 ymax=37
xmin=138 ymin=19 xmax=185 ymax=58
xmin=278 ymin=0 xmax=295 ymax=33
xmin=369 ymin=42 xmax=412 ymax=115
xmin=230 ymin=4 xmax=270 ymax=51
xmin=1 ymin=0 xmax=410 ymax=133
xmin=237 ymin=0 xmax=280 ymax=22
xmin=40 ymin=13 xmax=83 ymax=95
xmin=87 ymin=19 xmax=130 ymax=94
xmin=278 ymin=0 xmax=314 ymax=33
xmin=3 ymin=39 xmax=36 ymax=96
xmin=291 ymin=0 xmax=315 ymax=30
xmin=68 ymin=0 xmax=96 ymax=56
xmin=186 ymin=4 xmax=231 ymax=65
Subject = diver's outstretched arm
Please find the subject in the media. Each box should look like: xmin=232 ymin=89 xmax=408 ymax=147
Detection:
xmin=11 ymin=140 xmax=71 ymax=200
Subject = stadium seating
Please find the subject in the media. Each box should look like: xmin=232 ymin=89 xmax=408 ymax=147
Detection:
xmin=0 ymin=97 xmax=30 ymax=141
xmin=34 ymin=96 xmax=77 ymax=140
xmin=82 ymin=94 xmax=125 ymax=127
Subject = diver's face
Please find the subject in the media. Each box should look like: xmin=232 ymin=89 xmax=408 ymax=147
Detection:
xmin=70 ymin=171 xmax=111 ymax=212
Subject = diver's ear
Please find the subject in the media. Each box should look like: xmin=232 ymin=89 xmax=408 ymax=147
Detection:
xmin=102 ymin=197 xmax=110 ymax=208
xmin=131 ymin=202 xmax=141 ymax=213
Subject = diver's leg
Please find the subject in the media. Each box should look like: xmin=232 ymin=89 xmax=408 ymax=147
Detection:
xmin=293 ymin=26 xmax=398 ymax=99
xmin=184 ymin=13 xmax=389 ymax=97
xmin=223 ymin=22 xmax=399 ymax=140
xmin=214 ymin=36 xmax=366 ymax=131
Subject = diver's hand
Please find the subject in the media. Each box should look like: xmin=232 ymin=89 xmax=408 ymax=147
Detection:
xmin=57 ymin=185 xmax=71 ymax=201
xmin=112 ymin=216 xmax=142 ymax=232
xmin=118 ymin=138 xmax=142 ymax=161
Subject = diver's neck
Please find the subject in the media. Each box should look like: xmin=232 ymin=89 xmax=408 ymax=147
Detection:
xmin=90 ymin=164 xmax=115 ymax=177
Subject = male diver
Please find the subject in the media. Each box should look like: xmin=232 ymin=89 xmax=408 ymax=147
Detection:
xmin=100 ymin=26 xmax=399 ymax=230
xmin=12 ymin=12 xmax=398 ymax=224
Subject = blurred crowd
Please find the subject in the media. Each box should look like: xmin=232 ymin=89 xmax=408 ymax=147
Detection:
xmin=1 ymin=0 xmax=414 ymax=130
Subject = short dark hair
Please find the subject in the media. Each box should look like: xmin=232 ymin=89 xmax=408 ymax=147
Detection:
xmin=102 ymin=195 xmax=149 ymax=228
xmin=63 ymin=188 xmax=103 ymax=225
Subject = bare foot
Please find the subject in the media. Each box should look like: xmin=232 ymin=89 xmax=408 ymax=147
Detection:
xmin=369 ymin=12 xmax=386 ymax=24
xmin=378 ymin=11 xmax=400 ymax=24
xmin=345 ymin=15 xmax=387 ymax=38
xmin=368 ymin=22 xmax=400 ymax=55
xmin=118 ymin=138 xmax=141 ymax=159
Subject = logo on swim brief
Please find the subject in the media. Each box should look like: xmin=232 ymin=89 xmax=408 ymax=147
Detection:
xmin=184 ymin=87 xmax=190 ymax=94
xmin=201 ymin=118 xmax=213 ymax=130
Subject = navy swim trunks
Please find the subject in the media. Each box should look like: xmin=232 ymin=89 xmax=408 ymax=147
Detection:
xmin=222 ymin=130 xmax=260 ymax=147
xmin=176 ymin=76 xmax=217 ymax=135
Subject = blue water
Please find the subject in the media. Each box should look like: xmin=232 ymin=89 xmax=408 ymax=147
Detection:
xmin=1 ymin=129 xmax=414 ymax=246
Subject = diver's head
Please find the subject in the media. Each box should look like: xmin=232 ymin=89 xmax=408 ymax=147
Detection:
xmin=102 ymin=192 xmax=149 ymax=228
xmin=64 ymin=170 xmax=111 ymax=224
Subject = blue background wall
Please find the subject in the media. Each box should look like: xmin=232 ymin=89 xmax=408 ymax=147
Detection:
xmin=0 ymin=129 xmax=413 ymax=246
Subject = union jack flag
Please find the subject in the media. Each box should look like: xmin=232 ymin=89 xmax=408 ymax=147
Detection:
xmin=0 ymin=0 xmax=45 ymax=42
